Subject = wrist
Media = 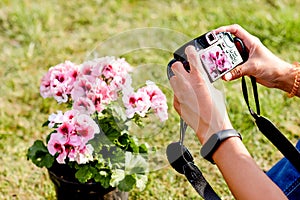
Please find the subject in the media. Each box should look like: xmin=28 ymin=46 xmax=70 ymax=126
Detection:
xmin=287 ymin=62 xmax=300 ymax=98
xmin=198 ymin=123 xmax=234 ymax=145
xmin=200 ymin=129 xmax=242 ymax=164
xmin=274 ymin=61 xmax=297 ymax=93
xmin=212 ymin=136 xmax=245 ymax=164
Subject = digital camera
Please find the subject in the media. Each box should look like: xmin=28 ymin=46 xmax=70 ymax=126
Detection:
xmin=167 ymin=31 xmax=249 ymax=82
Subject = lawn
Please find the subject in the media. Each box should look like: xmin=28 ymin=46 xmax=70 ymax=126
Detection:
xmin=1 ymin=0 xmax=300 ymax=199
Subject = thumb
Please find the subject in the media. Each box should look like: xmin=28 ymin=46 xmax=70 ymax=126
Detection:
xmin=224 ymin=65 xmax=244 ymax=81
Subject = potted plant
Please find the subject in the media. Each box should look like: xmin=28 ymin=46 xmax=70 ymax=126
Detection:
xmin=27 ymin=56 xmax=168 ymax=200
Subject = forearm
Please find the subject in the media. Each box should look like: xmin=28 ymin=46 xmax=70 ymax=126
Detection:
xmin=212 ymin=137 xmax=287 ymax=200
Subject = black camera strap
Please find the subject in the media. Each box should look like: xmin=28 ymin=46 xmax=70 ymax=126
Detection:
xmin=241 ymin=76 xmax=300 ymax=172
xmin=166 ymin=118 xmax=221 ymax=200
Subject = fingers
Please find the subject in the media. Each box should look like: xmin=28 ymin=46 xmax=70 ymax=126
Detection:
xmin=169 ymin=64 xmax=187 ymax=102
xmin=184 ymin=46 xmax=201 ymax=73
xmin=214 ymin=24 xmax=250 ymax=39
xmin=214 ymin=24 xmax=242 ymax=35
xmin=214 ymin=24 xmax=257 ymax=50
xmin=170 ymin=61 xmax=189 ymax=79
xmin=170 ymin=45 xmax=205 ymax=83
xmin=223 ymin=66 xmax=244 ymax=81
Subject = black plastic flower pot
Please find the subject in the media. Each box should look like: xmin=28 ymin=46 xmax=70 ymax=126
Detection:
xmin=48 ymin=163 xmax=128 ymax=200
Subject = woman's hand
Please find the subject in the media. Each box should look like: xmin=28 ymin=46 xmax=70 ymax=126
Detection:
xmin=168 ymin=27 xmax=290 ymax=199
xmin=215 ymin=24 xmax=294 ymax=92
xmin=169 ymin=46 xmax=233 ymax=144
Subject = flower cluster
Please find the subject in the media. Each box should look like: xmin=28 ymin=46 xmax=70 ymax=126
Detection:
xmin=28 ymin=56 xmax=168 ymax=191
xmin=40 ymin=57 xmax=167 ymax=122
xmin=123 ymin=80 xmax=168 ymax=121
xmin=40 ymin=60 xmax=78 ymax=103
xmin=47 ymin=110 xmax=99 ymax=164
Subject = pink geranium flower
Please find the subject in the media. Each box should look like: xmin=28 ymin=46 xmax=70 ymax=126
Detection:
xmin=48 ymin=111 xmax=64 ymax=128
xmin=73 ymin=113 xmax=100 ymax=142
xmin=71 ymin=77 xmax=93 ymax=101
xmin=47 ymin=133 xmax=68 ymax=163
xmin=40 ymin=61 xmax=78 ymax=103
xmin=46 ymin=109 xmax=100 ymax=164
xmin=57 ymin=122 xmax=74 ymax=136
xmin=63 ymin=109 xmax=80 ymax=122
xmin=72 ymin=97 xmax=96 ymax=115
xmin=91 ymin=78 xmax=111 ymax=105
xmin=137 ymin=81 xmax=168 ymax=122
xmin=73 ymin=144 xmax=94 ymax=164
xmin=122 ymin=90 xmax=151 ymax=118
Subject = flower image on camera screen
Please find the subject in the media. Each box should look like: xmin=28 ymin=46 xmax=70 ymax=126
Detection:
xmin=200 ymin=45 xmax=232 ymax=80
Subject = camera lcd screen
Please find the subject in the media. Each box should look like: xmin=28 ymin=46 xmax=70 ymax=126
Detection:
xmin=199 ymin=35 xmax=243 ymax=82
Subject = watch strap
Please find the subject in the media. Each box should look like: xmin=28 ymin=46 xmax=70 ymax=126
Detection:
xmin=200 ymin=129 xmax=242 ymax=164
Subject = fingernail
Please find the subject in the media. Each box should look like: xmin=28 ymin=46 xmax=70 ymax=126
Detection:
xmin=224 ymin=73 xmax=232 ymax=81
xmin=186 ymin=45 xmax=196 ymax=53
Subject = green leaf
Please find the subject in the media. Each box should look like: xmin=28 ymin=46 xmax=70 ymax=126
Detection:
xmin=105 ymin=128 xmax=121 ymax=141
xmin=114 ymin=133 xmax=142 ymax=153
xmin=75 ymin=165 xmax=96 ymax=183
xmin=42 ymin=154 xmax=55 ymax=168
xmin=115 ymin=133 xmax=130 ymax=148
xmin=118 ymin=175 xmax=136 ymax=192
xmin=132 ymin=113 xmax=144 ymax=127
xmin=46 ymin=131 xmax=56 ymax=143
xmin=27 ymin=140 xmax=54 ymax=168
xmin=128 ymin=137 xmax=139 ymax=153
xmin=109 ymin=148 xmax=125 ymax=168
xmin=139 ymin=144 xmax=148 ymax=154
xmin=110 ymin=169 xmax=125 ymax=187
xmin=97 ymin=115 xmax=122 ymax=141
xmin=135 ymin=174 xmax=148 ymax=191
xmin=42 ymin=120 xmax=50 ymax=127
xmin=94 ymin=170 xmax=111 ymax=188
xmin=125 ymin=152 xmax=148 ymax=175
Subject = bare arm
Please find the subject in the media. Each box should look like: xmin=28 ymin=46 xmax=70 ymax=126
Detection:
xmin=170 ymin=46 xmax=287 ymax=199
xmin=213 ymin=137 xmax=287 ymax=200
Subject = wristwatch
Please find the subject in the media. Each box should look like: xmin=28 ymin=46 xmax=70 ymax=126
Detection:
xmin=200 ymin=129 xmax=242 ymax=164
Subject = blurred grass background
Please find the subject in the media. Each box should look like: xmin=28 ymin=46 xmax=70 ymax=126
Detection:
xmin=1 ymin=0 xmax=300 ymax=199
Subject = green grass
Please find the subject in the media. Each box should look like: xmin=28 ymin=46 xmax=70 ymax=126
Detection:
xmin=1 ymin=0 xmax=300 ymax=199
